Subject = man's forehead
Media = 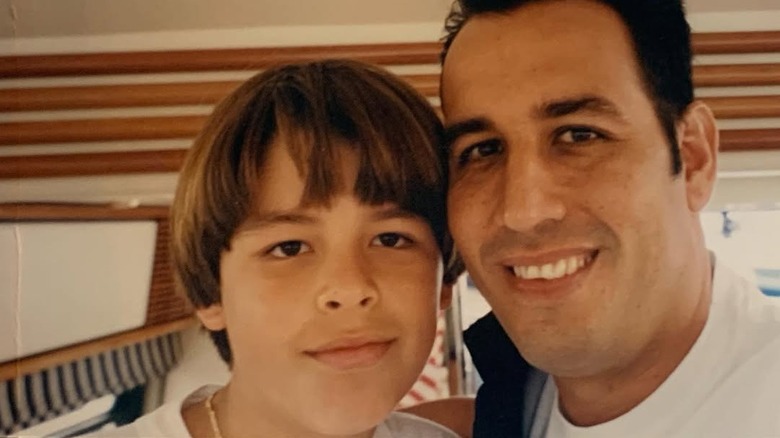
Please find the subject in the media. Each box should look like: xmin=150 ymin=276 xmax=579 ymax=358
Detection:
xmin=441 ymin=1 xmax=641 ymax=119
xmin=442 ymin=0 xmax=634 ymax=73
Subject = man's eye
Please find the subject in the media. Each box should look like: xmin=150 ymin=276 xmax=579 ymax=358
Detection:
xmin=371 ymin=233 xmax=411 ymax=248
xmin=268 ymin=241 xmax=311 ymax=258
xmin=558 ymin=127 xmax=601 ymax=144
xmin=456 ymin=139 xmax=502 ymax=166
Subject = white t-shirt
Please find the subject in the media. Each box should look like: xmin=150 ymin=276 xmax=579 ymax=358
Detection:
xmin=91 ymin=386 xmax=458 ymax=438
xmin=542 ymin=259 xmax=780 ymax=438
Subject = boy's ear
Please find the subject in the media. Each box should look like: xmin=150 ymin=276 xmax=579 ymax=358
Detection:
xmin=196 ymin=304 xmax=226 ymax=331
xmin=439 ymin=284 xmax=454 ymax=310
xmin=679 ymin=101 xmax=719 ymax=212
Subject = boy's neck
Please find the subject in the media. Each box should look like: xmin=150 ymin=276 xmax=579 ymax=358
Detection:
xmin=182 ymin=384 xmax=379 ymax=438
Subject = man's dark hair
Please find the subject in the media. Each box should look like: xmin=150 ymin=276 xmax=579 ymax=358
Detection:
xmin=441 ymin=0 xmax=694 ymax=174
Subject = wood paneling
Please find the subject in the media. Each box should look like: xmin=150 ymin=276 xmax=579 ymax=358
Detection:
xmin=3 ymin=128 xmax=778 ymax=179
xmin=694 ymin=63 xmax=780 ymax=87
xmin=720 ymin=128 xmax=780 ymax=152
xmin=0 ymin=317 xmax=196 ymax=381
xmin=0 ymin=42 xmax=442 ymax=78
xmin=0 ymin=95 xmax=775 ymax=147
xmin=146 ymin=217 xmax=193 ymax=325
xmin=0 ymin=116 xmax=206 ymax=145
xmin=0 ymin=81 xmax=240 ymax=111
xmin=693 ymin=31 xmax=780 ymax=54
xmin=0 ymin=149 xmax=187 ymax=178
xmin=1 ymin=75 xmax=438 ymax=112
xmin=702 ymin=95 xmax=780 ymax=119
xmin=0 ymin=203 xmax=168 ymax=220
xmin=2 ymin=72 xmax=778 ymax=117
xmin=2 ymin=31 xmax=780 ymax=79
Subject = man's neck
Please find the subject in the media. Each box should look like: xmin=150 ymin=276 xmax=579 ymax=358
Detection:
xmin=553 ymin=252 xmax=714 ymax=427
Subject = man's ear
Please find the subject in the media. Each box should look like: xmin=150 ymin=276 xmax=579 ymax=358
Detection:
xmin=439 ymin=284 xmax=454 ymax=310
xmin=678 ymin=101 xmax=719 ymax=212
xmin=196 ymin=304 xmax=226 ymax=331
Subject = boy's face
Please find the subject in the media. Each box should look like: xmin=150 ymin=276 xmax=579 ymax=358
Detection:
xmin=198 ymin=139 xmax=447 ymax=436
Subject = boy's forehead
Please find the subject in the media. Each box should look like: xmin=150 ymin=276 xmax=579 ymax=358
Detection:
xmin=234 ymin=200 xmax=422 ymax=236
xmin=251 ymin=136 xmax=358 ymax=202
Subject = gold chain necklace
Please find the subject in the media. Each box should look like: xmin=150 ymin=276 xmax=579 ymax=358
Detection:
xmin=204 ymin=392 xmax=224 ymax=438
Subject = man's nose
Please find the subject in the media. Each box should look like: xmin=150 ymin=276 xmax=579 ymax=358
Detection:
xmin=316 ymin=252 xmax=379 ymax=313
xmin=498 ymin=151 xmax=566 ymax=233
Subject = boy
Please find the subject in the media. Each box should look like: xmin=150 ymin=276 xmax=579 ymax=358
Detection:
xmin=99 ymin=59 xmax=463 ymax=437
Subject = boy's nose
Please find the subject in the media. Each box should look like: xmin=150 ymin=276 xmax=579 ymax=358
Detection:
xmin=317 ymin=292 xmax=377 ymax=312
xmin=316 ymin=260 xmax=379 ymax=312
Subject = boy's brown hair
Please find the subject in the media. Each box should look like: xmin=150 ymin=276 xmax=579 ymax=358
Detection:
xmin=170 ymin=59 xmax=464 ymax=364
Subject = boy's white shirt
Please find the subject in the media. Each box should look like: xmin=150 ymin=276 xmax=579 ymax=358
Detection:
xmin=91 ymin=385 xmax=458 ymax=437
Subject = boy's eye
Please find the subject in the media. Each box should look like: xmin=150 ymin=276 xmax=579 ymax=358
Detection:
xmin=268 ymin=241 xmax=311 ymax=258
xmin=456 ymin=138 xmax=502 ymax=166
xmin=371 ymin=233 xmax=411 ymax=248
xmin=557 ymin=127 xmax=602 ymax=144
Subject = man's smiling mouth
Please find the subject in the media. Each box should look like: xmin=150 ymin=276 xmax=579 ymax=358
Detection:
xmin=510 ymin=252 xmax=597 ymax=280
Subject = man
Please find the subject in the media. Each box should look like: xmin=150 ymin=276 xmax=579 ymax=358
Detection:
xmin=433 ymin=0 xmax=780 ymax=436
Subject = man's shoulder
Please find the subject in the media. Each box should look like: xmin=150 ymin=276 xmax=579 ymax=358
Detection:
xmin=714 ymin=260 xmax=780 ymax=335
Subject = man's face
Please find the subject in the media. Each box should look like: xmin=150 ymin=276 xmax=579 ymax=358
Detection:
xmin=200 ymin=141 xmax=445 ymax=436
xmin=442 ymin=0 xmax=707 ymax=377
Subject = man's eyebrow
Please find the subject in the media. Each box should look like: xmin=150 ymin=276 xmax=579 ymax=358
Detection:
xmin=443 ymin=117 xmax=492 ymax=151
xmin=236 ymin=210 xmax=317 ymax=233
xmin=538 ymin=95 xmax=624 ymax=120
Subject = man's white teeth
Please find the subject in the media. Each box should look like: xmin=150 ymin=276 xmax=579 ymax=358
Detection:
xmin=512 ymin=255 xmax=591 ymax=280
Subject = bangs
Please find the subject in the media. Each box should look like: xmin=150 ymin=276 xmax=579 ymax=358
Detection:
xmin=238 ymin=60 xmax=446 ymax=213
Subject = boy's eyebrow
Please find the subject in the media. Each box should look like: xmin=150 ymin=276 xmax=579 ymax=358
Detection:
xmin=236 ymin=210 xmax=317 ymax=233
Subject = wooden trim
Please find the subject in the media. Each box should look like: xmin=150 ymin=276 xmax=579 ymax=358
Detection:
xmin=1 ymin=32 xmax=778 ymax=79
xmin=146 ymin=217 xmax=193 ymax=325
xmin=0 ymin=115 xmax=206 ymax=146
xmin=0 ymin=317 xmax=197 ymax=381
xmin=701 ymin=95 xmax=780 ymax=119
xmin=720 ymin=128 xmax=780 ymax=152
xmin=0 ymin=42 xmax=442 ymax=78
xmin=0 ymin=64 xmax=780 ymax=114
xmin=0 ymin=203 xmax=169 ymax=220
xmin=0 ymin=149 xmax=187 ymax=178
xmin=693 ymin=31 xmax=780 ymax=54
xmin=0 ymin=74 xmax=438 ymax=111
xmin=0 ymin=81 xmax=240 ymax=111
xmin=0 ymin=93 xmax=774 ymax=147
xmin=2 ymin=129 xmax=778 ymax=179
xmin=694 ymin=63 xmax=780 ymax=87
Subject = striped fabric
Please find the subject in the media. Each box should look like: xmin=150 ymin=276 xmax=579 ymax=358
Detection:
xmin=398 ymin=316 xmax=449 ymax=407
xmin=0 ymin=332 xmax=182 ymax=436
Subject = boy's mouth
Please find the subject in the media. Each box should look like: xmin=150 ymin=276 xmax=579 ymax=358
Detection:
xmin=305 ymin=337 xmax=395 ymax=370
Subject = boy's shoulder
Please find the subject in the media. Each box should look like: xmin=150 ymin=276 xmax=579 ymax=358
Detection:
xmin=84 ymin=385 xmax=218 ymax=437
xmin=86 ymin=389 xmax=460 ymax=438
xmin=377 ymin=411 xmax=460 ymax=438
